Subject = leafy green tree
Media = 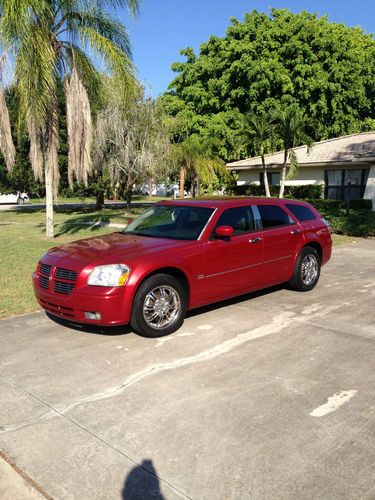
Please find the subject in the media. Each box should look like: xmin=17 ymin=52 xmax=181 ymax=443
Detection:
xmin=166 ymin=9 xmax=375 ymax=162
xmin=0 ymin=0 xmax=138 ymax=237
xmin=275 ymin=104 xmax=313 ymax=198
xmin=171 ymin=135 xmax=225 ymax=197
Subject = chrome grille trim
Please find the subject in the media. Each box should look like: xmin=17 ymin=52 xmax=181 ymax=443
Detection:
xmin=40 ymin=263 xmax=52 ymax=276
xmin=55 ymin=268 xmax=77 ymax=281
xmin=39 ymin=275 xmax=50 ymax=289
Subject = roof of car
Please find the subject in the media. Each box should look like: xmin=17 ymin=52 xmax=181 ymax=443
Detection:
xmin=158 ymin=197 xmax=309 ymax=209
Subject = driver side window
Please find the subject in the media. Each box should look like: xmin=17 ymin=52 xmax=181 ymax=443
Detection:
xmin=215 ymin=207 xmax=254 ymax=236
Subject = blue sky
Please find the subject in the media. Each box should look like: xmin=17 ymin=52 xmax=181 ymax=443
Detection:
xmin=120 ymin=0 xmax=374 ymax=97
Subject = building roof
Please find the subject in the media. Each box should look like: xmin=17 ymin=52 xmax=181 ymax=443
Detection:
xmin=227 ymin=132 xmax=375 ymax=170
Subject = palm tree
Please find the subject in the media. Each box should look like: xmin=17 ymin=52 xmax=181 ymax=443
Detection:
xmin=172 ymin=135 xmax=225 ymax=198
xmin=275 ymin=105 xmax=313 ymax=198
xmin=0 ymin=0 xmax=139 ymax=237
xmin=243 ymin=113 xmax=276 ymax=197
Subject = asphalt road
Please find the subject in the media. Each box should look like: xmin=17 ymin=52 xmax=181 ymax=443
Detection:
xmin=1 ymin=240 xmax=375 ymax=499
xmin=0 ymin=202 xmax=153 ymax=211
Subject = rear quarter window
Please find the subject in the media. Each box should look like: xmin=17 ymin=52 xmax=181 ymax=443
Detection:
xmin=285 ymin=204 xmax=317 ymax=222
xmin=257 ymin=205 xmax=293 ymax=228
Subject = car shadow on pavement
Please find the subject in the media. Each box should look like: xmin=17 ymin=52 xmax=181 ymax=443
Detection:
xmin=185 ymin=283 xmax=284 ymax=319
xmin=45 ymin=284 xmax=285 ymax=336
xmin=46 ymin=312 xmax=132 ymax=336
xmin=122 ymin=459 xmax=164 ymax=500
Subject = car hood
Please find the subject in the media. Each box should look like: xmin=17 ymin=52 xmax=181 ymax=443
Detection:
xmin=44 ymin=232 xmax=192 ymax=268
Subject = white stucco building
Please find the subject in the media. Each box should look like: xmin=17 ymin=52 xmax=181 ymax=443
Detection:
xmin=226 ymin=132 xmax=375 ymax=209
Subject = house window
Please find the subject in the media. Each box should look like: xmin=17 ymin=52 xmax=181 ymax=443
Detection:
xmin=259 ymin=172 xmax=281 ymax=186
xmin=325 ymin=169 xmax=369 ymax=200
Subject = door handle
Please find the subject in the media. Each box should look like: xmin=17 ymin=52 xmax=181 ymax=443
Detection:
xmin=291 ymin=229 xmax=302 ymax=235
xmin=249 ymin=237 xmax=262 ymax=243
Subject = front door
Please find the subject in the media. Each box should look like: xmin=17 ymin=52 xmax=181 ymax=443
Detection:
xmin=200 ymin=206 xmax=264 ymax=301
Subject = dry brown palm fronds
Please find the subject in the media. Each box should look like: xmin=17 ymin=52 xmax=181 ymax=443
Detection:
xmin=27 ymin=115 xmax=44 ymax=182
xmin=0 ymin=55 xmax=16 ymax=171
xmin=65 ymin=66 xmax=92 ymax=187
xmin=46 ymin=95 xmax=60 ymax=197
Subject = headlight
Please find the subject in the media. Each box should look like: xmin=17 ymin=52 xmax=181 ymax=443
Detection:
xmin=87 ymin=264 xmax=130 ymax=287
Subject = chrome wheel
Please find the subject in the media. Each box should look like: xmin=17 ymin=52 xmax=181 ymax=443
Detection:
xmin=143 ymin=285 xmax=181 ymax=329
xmin=301 ymin=254 xmax=318 ymax=286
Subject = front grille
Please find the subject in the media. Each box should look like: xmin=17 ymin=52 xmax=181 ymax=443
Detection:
xmin=54 ymin=281 xmax=75 ymax=294
xmin=55 ymin=268 xmax=77 ymax=281
xmin=39 ymin=275 xmax=50 ymax=289
xmin=40 ymin=263 xmax=52 ymax=276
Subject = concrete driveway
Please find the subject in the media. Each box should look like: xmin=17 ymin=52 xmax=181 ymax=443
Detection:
xmin=1 ymin=240 xmax=375 ymax=499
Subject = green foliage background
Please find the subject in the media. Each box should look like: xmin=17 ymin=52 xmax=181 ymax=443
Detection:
xmin=161 ymin=9 xmax=375 ymax=161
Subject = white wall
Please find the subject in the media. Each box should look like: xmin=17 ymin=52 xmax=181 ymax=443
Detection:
xmin=363 ymin=165 xmax=375 ymax=210
xmin=237 ymin=167 xmax=324 ymax=186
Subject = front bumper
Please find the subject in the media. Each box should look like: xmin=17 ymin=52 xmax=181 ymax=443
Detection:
xmin=33 ymin=273 xmax=132 ymax=326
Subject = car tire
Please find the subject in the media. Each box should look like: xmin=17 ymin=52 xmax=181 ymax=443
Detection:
xmin=130 ymin=273 xmax=187 ymax=337
xmin=288 ymin=246 xmax=321 ymax=291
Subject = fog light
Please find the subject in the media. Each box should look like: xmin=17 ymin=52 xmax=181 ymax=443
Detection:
xmin=85 ymin=312 xmax=102 ymax=320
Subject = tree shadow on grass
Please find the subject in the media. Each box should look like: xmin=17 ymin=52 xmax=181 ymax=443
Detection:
xmin=53 ymin=212 xmax=118 ymax=236
xmin=122 ymin=460 xmax=164 ymax=500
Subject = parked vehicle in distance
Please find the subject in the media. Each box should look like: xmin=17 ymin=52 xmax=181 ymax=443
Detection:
xmin=33 ymin=198 xmax=332 ymax=337
xmin=0 ymin=191 xmax=29 ymax=204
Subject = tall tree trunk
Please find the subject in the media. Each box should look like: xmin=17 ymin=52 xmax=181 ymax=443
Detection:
xmin=196 ymin=175 xmax=201 ymax=197
xmin=45 ymin=158 xmax=54 ymax=238
xmin=261 ymin=154 xmax=271 ymax=197
xmin=125 ymin=182 xmax=133 ymax=213
xmin=279 ymin=149 xmax=288 ymax=198
xmin=96 ymin=191 xmax=105 ymax=210
xmin=179 ymin=166 xmax=185 ymax=198
xmin=148 ymin=176 xmax=153 ymax=197
xmin=44 ymin=98 xmax=59 ymax=238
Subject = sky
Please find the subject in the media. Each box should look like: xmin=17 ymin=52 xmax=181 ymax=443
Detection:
xmin=120 ymin=0 xmax=375 ymax=97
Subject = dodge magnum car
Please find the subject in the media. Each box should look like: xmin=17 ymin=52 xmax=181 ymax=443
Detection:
xmin=33 ymin=198 xmax=332 ymax=337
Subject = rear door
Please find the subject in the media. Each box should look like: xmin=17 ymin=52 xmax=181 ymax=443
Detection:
xmin=200 ymin=206 xmax=264 ymax=300
xmin=255 ymin=204 xmax=303 ymax=284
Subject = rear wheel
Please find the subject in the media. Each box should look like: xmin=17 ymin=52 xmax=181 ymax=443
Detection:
xmin=288 ymin=246 xmax=321 ymax=291
xmin=131 ymin=273 xmax=187 ymax=337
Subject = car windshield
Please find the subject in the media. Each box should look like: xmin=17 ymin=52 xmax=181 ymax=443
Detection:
xmin=123 ymin=205 xmax=214 ymax=240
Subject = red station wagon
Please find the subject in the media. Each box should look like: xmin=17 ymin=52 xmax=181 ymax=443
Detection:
xmin=33 ymin=198 xmax=332 ymax=337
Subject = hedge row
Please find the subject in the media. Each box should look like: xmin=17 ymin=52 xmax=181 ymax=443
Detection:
xmin=235 ymin=184 xmax=323 ymax=199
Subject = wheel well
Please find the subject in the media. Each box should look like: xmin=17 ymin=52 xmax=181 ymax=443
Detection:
xmin=303 ymin=242 xmax=322 ymax=262
xmin=138 ymin=267 xmax=190 ymax=300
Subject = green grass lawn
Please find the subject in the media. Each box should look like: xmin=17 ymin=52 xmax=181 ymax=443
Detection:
xmin=0 ymin=207 xmax=367 ymax=319
xmin=28 ymin=195 xmax=170 ymax=205
xmin=0 ymin=207 xmax=144 ymax=319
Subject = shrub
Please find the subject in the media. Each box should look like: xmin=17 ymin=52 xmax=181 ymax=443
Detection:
xmin=327 ymin=210 xmax=375 ymax=237
xmin=234 ymin=184 xmax=322 ymax=199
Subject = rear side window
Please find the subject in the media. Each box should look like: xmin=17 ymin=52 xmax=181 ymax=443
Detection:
xmin=257 ymin=205 xmax=293 ymax=228
xmin=285 ymin=204 xmax=316 ymax=222
xmin=215 ymin=206 xmax=254 ymax=235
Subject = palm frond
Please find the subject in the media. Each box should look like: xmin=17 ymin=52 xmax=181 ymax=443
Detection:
xmin=46 ymin=94 xmax=60 ymax=197
xmin=66 ymin=7 xmax=131 ymax=56
xmin=65 ymin=66 xmax=92 ymax=187
xmin=0 ymin=55 xmax=16 ymax=171
xmin=64 ymin=44 xmax=102 ymax=104
xmin=78 ymin=26 xmax=134 ymax=82
xmin=15 ymin=24 xmax=57 ymax=126
xmin=27 ymin=115 xmax=44 ymax=182
xmin=287 ymin=149 xmax=298 ymax=180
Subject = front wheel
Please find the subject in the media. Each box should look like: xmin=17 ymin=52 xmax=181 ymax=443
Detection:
xmin=288 ymin=246 xmax=321 ymax=291
xmin=131 ymin=274 xmax=187 ymax=337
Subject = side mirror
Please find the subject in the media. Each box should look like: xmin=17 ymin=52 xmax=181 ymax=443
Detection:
xmin=215 ymin=225 xmax=234 ymax=239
